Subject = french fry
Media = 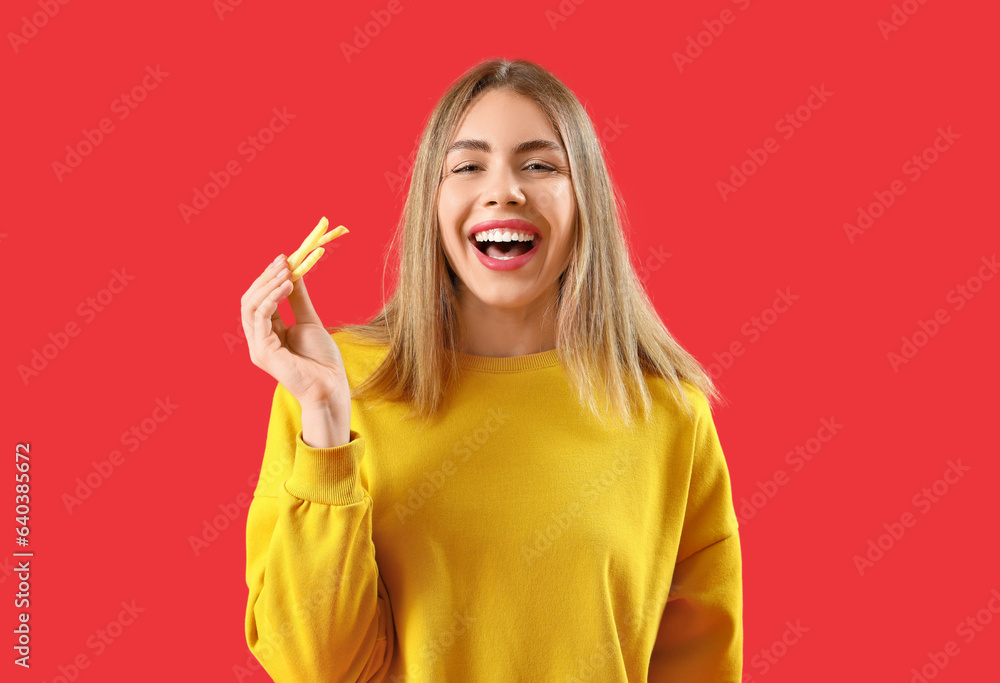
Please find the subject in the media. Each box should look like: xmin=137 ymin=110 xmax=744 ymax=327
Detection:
xmin=285 ymin=216 xmax=350 ymax=281
xmin=288 ymin=217 xmax=330 ymax=270
xmin=316 ymin=225 xmax=349 ymax=247
xmin=291 ymin=247 xmax=324 ymax=282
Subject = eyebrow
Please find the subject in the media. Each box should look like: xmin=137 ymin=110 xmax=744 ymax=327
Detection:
xmin=445 ymin=138 xmax=566 ymax=156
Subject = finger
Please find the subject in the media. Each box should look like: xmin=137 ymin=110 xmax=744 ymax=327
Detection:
xmin=241 ymin=255 xmax=287 ymax=312
xmin=287 ymin=269 xmax=322 ymax=326
xmin=271 ymin=303 xmax=287 ymax=342
xmin=289 ymin=217 xmax=329 ymax=270
xmin=241 ymin=266 xmax=291 ymax=344
xmin=240 ymin=254 xmax=286 ymax=339
xmin=253 ymin=274 xmax=293 ymax=358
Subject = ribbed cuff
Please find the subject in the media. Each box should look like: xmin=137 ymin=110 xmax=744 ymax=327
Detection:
xmin=284 ymin=429 xmax=366 ymax=505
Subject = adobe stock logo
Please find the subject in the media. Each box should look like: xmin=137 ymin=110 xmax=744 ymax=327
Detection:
xmin=213 ymin=0 xmax=244 ymax=20
xmin=188 ymin=447 xmax=296 ymax=557
xmin=852 ymin=459 xmax=970 ymax=577
xmin=843 ymin=126 xmax=959 ymax=244
xmin=886 ymin=254 xmax=996 ymax=372
xmin=907 ymin=588 xmax=1000 ymax=682
xmin=878 ymin=0 xmax=931 ymax=40
xmin=747 ymin=619 xmax=809 ymax=679
xmin=7 ymin=0 xmax=71 ymax=54
xmin=520 ymin=447 xmax=641 ymax=565
xmin=544 ymin=0 xmax=589 ymax=31
xmin=36 ymin=599 xmax=145 ymax=681
xmin=17 ymin=268 xmax=136 ymax=386
xmin=736 ymin=417 xmax=843 ymax=526
xmin=393 ymin=407 xmax=510 ymax=524
xmin=62 ymin=397 xmax=179 ymax=515
xmin=717 ymin=85 xmax=833 ymax=201
xmin=339 ymin=0 xmax=412 ymax=63
xmin=671 ymin=0 xmax=753 ymax=73
xmin=178 ymin=107 xmax=296 ymax=224
xmin=636 ymin=246 xmax=671 ymax=286
xmin=705 ymin=288 xmax=800 ymax=380
xmin=51 ymin=65 xmax=169 ymax=182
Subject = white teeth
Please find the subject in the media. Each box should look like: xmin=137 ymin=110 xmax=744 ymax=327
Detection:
xmin=474 ymin=229 xmax=536 ymax=242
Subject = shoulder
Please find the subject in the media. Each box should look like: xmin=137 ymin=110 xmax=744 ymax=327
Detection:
xmin=647 ymin=375 xmax=713 ymax=427
xmin=329 ymin=326 xmax=389 ymax=357
xmin=678 ymin=379 xmax=712 ymax=415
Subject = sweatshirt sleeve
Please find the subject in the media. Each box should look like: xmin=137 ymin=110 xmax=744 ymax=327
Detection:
xmin=244 ymin=381 xmax=395 ymax=682
xmin=648 ymin=401 xmax=743 ymax=682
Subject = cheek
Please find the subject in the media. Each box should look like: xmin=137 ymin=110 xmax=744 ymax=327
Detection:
xmin=543 ymin=180 xmax=576 ymax=222
xmin=438 ymin=228 xmax=462 ymax=263
xmin=437 ymin=190 xmax=464 ymax=256
xmin=438 ymin=182 xmax=469 ymax=219
xmin=549 ymin=235 xmax=574 ymax=268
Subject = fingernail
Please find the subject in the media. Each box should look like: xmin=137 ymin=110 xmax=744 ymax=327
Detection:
xmin=273 ymin=254 xmax=285 ymax=266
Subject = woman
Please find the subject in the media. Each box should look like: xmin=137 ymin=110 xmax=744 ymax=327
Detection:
xmin=241 ymin=58 xmax=742 ymax=682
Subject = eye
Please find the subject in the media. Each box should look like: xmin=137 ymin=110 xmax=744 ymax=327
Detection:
xmin=452 ymin=162 xmax=557 ymax=174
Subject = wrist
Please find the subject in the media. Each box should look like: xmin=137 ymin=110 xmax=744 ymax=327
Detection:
xmin=298 ymin=383 xmax=349 ymax=413
xmin=300 ymin=399 xmax=351 ymax=449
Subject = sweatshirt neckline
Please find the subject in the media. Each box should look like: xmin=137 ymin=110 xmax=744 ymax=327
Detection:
xmin=456 ymin=347 xmax=560 ymax=373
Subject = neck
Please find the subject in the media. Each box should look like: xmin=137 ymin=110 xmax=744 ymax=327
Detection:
xmin=455 ymin=283 xmax=559 ymax=357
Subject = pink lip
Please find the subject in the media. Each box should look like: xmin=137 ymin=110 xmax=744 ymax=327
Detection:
xmin=467 ymin=219 xmax=542 ymax=272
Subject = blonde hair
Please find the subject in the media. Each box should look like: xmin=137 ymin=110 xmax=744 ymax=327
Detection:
xmin=333 ymin=57 xmax=724 ymax=427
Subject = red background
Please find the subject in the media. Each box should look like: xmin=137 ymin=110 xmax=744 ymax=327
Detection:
xmin=4 ymin=0 xmax=998 ymax=681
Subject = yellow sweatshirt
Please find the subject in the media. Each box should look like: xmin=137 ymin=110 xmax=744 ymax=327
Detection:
xmin=245 ymin=331 xmax=743 ymax=682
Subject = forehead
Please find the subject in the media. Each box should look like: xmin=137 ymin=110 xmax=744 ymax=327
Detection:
xmin=449 ymin=89 xmax=557 ymax=146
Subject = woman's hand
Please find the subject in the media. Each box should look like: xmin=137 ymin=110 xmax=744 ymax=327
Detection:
xmin=241 ymin=255 xmax=351 ymax=417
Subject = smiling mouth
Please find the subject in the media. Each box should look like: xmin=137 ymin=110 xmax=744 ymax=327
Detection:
xmin=470 ymin=234 xmax=539 ymax=260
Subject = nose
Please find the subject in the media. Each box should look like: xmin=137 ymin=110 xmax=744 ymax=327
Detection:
xmin=482 ymin=166 xmax=525 ymax=207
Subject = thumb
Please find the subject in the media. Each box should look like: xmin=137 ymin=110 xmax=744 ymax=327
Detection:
xmin=287 ymin=274 xmax=322 ymax=325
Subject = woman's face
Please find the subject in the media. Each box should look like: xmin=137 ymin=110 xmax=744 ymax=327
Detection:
xmin=438 ymin=89 xmax=577 ymax=313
